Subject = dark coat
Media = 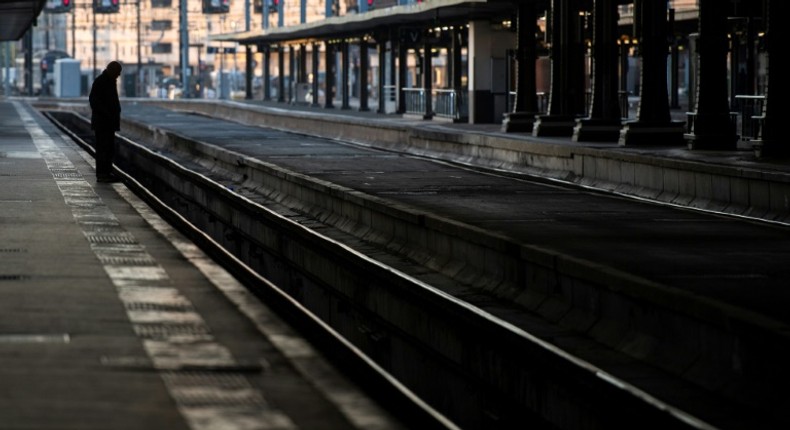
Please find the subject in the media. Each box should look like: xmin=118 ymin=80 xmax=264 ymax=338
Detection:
xmin=89 ymin=70 xmax=121 ymax=131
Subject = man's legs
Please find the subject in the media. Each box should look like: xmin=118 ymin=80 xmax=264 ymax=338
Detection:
xmin=94 ymin=129 xmax=116 ymax=181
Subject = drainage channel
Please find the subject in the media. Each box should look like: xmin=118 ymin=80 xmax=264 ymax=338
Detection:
xmin=43 ymin=109 xmax=722 ymax=430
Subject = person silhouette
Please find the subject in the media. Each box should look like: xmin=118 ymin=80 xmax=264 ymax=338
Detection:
xmin=89 ymin=61 xmax=122 ymax=182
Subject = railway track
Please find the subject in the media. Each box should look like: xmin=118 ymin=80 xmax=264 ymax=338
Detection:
xmin=43 ymin=109 xmax=778 ymax=430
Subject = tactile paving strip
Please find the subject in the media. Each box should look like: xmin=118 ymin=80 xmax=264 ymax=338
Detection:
xmin=134 ymin=323 xmax=213 ymax=340
xmin=96 ymin=255 xmax=157 ymax=266
xmin=51 ymin=169 xmax=83 ymax=179
xmin=125 ymin=301 xmax=195 ymax=313
xmin=85 ymin=233 xmax=138 ymax=244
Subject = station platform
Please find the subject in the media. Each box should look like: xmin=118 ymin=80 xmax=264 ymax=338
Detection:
xmin=0 ymin=100 xmax=405 ymax=429
xmin=125 ymin=97 xmax=790 ymax=225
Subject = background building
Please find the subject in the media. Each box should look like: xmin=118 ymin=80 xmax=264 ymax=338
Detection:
xmin=6 ymin=0 xmax=417 ymax=97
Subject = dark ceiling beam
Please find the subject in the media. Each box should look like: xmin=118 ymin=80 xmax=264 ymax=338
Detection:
xmin=0 ymin=0 xmax=47 ymax=41
xmin=211 ymin=0 xmax=514 ymax=46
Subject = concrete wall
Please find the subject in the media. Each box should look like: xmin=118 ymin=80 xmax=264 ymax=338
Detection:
xmin=468 ymin=21 xmax=515 ymax=123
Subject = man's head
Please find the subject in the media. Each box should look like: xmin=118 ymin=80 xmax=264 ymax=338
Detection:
xmin=105 ymin=61 xmax=122 ymax=79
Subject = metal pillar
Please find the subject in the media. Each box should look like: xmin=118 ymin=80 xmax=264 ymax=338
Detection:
xmin=137 ymin=0 xmax=142 ymax=97
xmin=341 ymin=41 xmax=350 ymax=109
xmin=359 ymin=38 xmax=369 ymax=111
xmin=451 ymin=27 xmax=463 ymax=92
xmin=685 ymin=0 xmax=737 ymax=150
xmin=397 ymin=40 xmax=407 ymax=114
xmin=311 ymin=43 xmax=320 ymax=107
xmin=753 ymin=0 xmax=788 ymax=157
xmin=502 ymin=2 xmax=540 ymax=132
xmin=299 ymin=44 xmax=307 ymax=83
xmin=422 ymin=37 xmax=432 ymax=119
xmin=289 ymin=45 xmax=295 ymax=103
xmin=377 ymin=40 xmax=386 ymax=114
xmin=179 ymin=0 xmax=189 ymax=96
xmin=263 ymin=45 xmax=271 ymax=101
xmin=389 ymin=29 xmax=397 ymax=110
xmin=3 ymin=43 xmax=10 ymax=96
xmin=533 ymin=0 xmax=584 ymax=136
xmin=25 ymin=29 xmax=33 ymax=95
xmin=573 ymin=0 xmax=622 ymax=141
xmin=669 ymin=8 xmax=680 ymax=109
xmin=277 ymin=46 xmax=285 ymax=102
xmin=324 ymin=42 xmax=335 ymax=108
xmin=619 ymin=0 xmax=684 ymax=146
xmin=263 ymin=0 xmax=268 ymax=29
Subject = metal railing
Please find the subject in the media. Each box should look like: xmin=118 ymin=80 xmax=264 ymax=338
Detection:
xmin=733 ymin=95 xmax=766 ymax=141
xmin=402 ymin=88 xmax=470 ymax=121
xmin=687 ymin=95 xmax=765 ymax=141
xmin=407 ymin=88 xmax=633 ymax=121
xmin=433 ymin=89 xmax=468 ymax=121
xmin=402 ymin=87 xmax=426 ymax=116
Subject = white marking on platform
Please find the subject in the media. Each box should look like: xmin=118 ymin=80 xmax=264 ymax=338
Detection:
xmin=144 ymin=340 xmax=237 ymax=369
xmin=104 ymin=265 xmax=169 ymax=281
xmin=127 ymin=310 xmax=205 ymax=325
xmin=0 ymin=334 xmax=70 ymax=343
xmin=2 ymin=151 xmax=42 ymax=159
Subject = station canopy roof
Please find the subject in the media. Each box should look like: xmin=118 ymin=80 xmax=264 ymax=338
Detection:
xmin=210 ymin=0 xmax=517 ymax=45
xmin=0 ymin=0 xmax=46 ymax=41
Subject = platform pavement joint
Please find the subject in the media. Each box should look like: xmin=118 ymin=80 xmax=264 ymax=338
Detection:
xmin=81 ymin=101 xmax=790 ymax=428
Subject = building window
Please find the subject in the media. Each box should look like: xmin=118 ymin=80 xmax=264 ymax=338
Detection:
xmin=151 ymin=43 xmax=172 ymax=54
xmin=150 ymin=19 xmax=172 ymax=30
xmin=151 ymin=0 xmax=171 ymax=7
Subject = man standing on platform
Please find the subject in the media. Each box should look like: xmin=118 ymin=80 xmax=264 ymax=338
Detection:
xmin=89 ymin=61 xmax=122 ymax=182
